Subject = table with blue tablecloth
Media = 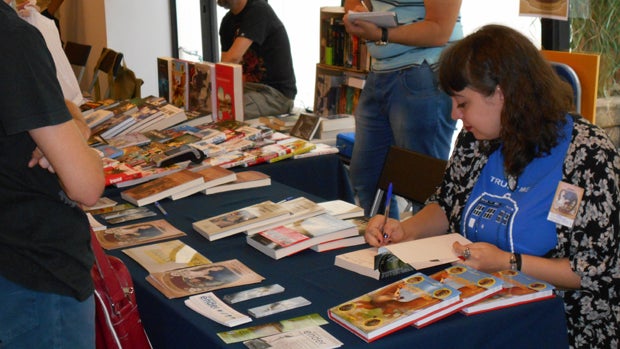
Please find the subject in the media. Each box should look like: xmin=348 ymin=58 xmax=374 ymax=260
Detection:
xmin=103 ymin=177 xmax=569 ymax=349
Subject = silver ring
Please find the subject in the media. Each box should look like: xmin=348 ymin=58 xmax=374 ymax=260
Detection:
xmin=463 ymin=247 xmax=471 ymax=260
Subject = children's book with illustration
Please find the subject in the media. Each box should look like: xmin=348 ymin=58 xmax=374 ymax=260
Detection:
xmin=93 ymin=219 xmax=186 ymax=250
xmin=146 ymin=258 xmax=264 ymax=299
xmin=192 ymin=200 xmax=292 ymax=241
xmin=122 ymin=239 xmax=212 ymax=273
xmin=460 ymin=269 xmax=556 ymax=315
xmin=328 ymin=272 xmax=461 ymax=342
xmin=413 ymin=264 xmax=504 ymax=328
xmin=246 ymin=213 xmax=358 ymax=260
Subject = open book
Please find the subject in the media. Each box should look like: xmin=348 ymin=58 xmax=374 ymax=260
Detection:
xmin=348 ymin=10 xmax=398 ymax=27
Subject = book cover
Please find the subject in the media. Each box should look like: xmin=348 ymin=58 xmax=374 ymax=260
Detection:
xmin=104 ymin=162 xmax=143 ymax=186
xmin=413 ymin=264 xmax=504 ymax=328
xmin=120 ymin=169 xmax=205 ymax=206
xmin=310 ymin=216 xmax=368 ymax=252
xmin=93 ymin=219 xmax=186 ymax=250
xmin=122 ymin=239 xmax=212 ymax=273
xmin=334 ymin=246 xmax=414 ymax=280
xmin=378 ymin=233 xmax=473 ymax=270
xmin=118 ymin=104 xmax=165 ymax=135
xmin=290 ymin=113 xmax=321 ymax=141
xmin=169 ymin=166 xmax=237 ymax=200
xmin=106 ymin=131 xmax=152 ymax=149
xmin=317 ymin=199 xmax=364 ymax=219
xmin=95 ymin=144 xmax=124 ymax=159
xmin=204 ymin=171 xmax=271 ymax=195
xmin=84 ymin=108 xmax=114 ymax=129
xmin=100 ymin=206 xmax=157 ymax=225
xmin=157 ymin=56 xmax=172 ymax=102
xmin=461 ymin=270 xmax=556 ymax=315
xmin=214 ymin=62 xmax=244 ymax=122
xmin=328 ymin=272 xmax=461 ymax=342
xmin=245 ymin=197 xmax=327 ymax=235
xmin=188 ymin=60 xmax=217 ymax=114
xmin=246 ymin=213 xmax=358 ymax=260
xmin=146 ymin=258 xmax=264 ymax=299
xmin=192 ymin=201 xmax=292 ymax=241
xmin=170 ymin=58 xmax=189 ymax=109
xmin=185 ymin=292 xmax=252 ymax=327
xmin=217 ymin=313 xmax=329 ymax=344
xmin=242 ymin=326 xmax=343 ymax=349
xmin=269 ymin=139 xmax=316 ymax=163
xmin=293 ymin=143 xmax=339 ymax=159
xmin=142 ymin=102 xmax=188 ymax=132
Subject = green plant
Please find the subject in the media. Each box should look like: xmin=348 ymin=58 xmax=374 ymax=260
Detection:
xmin=570 ymin=0 xmax=620 ymax=97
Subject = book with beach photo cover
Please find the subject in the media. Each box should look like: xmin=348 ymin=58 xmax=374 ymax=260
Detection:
xmin=122 ymin=239 xmax=212 ymax=274
xmin=93 ymin=219 xmax=186 ymax=250
xmin=328 ymin=272 xmax=461 ymax=342
xmin=460 ymin=269 xmax=556 ymax=315
xmin=146 ymin=259 xmax=265 ymax=299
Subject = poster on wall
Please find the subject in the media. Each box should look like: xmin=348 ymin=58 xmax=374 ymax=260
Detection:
xmin=519 ymin=0 xmax=569 ymax=20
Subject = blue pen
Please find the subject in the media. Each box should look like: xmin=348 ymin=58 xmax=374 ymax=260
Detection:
xmin=154 ymin=201 xmax=168 ymax=216
xmin=277 ymin=196 xmax=294 ymax=204
xmin=382 ymin=182 xmax=393 ymax=240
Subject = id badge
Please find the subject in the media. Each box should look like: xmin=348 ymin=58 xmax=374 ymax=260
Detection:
xmin=547 ymin=181 xmax=584 ymax=228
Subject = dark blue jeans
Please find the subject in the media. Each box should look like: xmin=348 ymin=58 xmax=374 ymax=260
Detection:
xmin=350 ymin=63 xmax=456 ymax=217
xmin=0 ymin=275 xmax=95 ymax=349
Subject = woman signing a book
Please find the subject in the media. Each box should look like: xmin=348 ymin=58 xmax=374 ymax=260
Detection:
xmin=365 ymin=25 xmax=619 ymax=349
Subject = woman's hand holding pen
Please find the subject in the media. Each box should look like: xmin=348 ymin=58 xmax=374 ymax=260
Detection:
xmin=365 ymin=214 xmax=405 ymax=246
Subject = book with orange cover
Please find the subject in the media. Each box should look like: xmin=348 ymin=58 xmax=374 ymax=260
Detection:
xmin=120 ymin=169 xmax=204 ymax=206
xmin=93 ymin=219 xmax=186 ymax=250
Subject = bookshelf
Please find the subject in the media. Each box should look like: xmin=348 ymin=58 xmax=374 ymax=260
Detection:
xmin=314 ymin=6 xmax=369 ymax=117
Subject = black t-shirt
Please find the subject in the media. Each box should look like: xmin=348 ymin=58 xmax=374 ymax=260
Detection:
xmin=219 ymin=0 xmax=297 ymax=99
xmin=0 ymin=3 xmax=94 ymax=301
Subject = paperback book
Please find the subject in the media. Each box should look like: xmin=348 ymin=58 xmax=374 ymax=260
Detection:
xmin=204 ymin=171 xmax=271 ymax=195
xmin=244 ymin=197 xmax=326 ymax=235
xmin=120 ymin=169 xmax=205 ymax=206
xmin=242 ymin=326 xmax=343 ymax=349
xmin=223 ymin=284 xmax=285 ymax=304
xmin=311 ymin=216 xmax=368 ymax=252
xmin=247 ymin=296 xmax=312 ymax=318
xmin=413 ymin=264 xmax=504 ymax=328
xmin=461 ymin=270 xmax=556 ymax=315
xmin=214 ymin=62 xmax=244 ymax=122
xmin=146 ymin=258 xmax=264 ymax=299
xmin=185 ymin=292 xmax=252 ymax=327
xmin=100 ymin=206 xmax=157 ymax=225
xmin=192 ymin=200 xmax=292 ymax=241
xmin=246 ymin=213 xmax=358 ymax=260
xmin=92 ymin=219 xmax=186 ymax=250
xmin=122 ymin=239 xmax=212 ymax=273
xmin=169 ymin=166 xmax=237 ymax=200
xmin=317 ymin=200 xmax=364 ymax=219
xmin=328 ymin=272 xmax=461 ymax=342
xmin=334 ymin=246 xmax=414 ymax=280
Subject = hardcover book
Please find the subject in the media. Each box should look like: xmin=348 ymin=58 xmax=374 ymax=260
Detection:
xmin=122 ymin=239 xmax=212 ymax=273
xmin=120 ymin=169 xmax=205 ymax=206
xmin=460 ymin=270 xmax=556 ymax=315
xmin=246 ymin=213 xmax=358 ymax=260
xmin=214 ymin=62 xmax=244 ymax=122
xmin=203 ymin=171 xmax=271 ymax=195
xmin=146 ymin=258 xmax=264 ymax=299
xmin=169 ymin=166 xmax=237 ymax=200
xmin=192 ymin=201 xmax=292 ymax=241
xmin=413 ymin=264 xmax=504 ymax=328
xmin=93 ymin=219 xmax=186 ymax=250
xmin=289 ymin=113 xmax=321 ymax=141
xmin=328 ymin=272 xmax=461 ymax=342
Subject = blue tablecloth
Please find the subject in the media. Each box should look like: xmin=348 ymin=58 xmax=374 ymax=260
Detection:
xmin=103 ymin=180 xmax=569 ymax=349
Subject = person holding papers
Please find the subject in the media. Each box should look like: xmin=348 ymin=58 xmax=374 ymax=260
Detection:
xmin=364 ymin=25 xmax=619 ymax=349
xmin=342 ymin=0 xmax=463 ymax=219
xmin=0 ymin=1 xmax=104 ymax=347
xmin=216 ymin=0 xmax=297 ymax=119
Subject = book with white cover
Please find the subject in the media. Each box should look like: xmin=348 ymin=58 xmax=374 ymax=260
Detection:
xmin=379 ymin=233 xmax=472 ymax=270
xmin=185 ymin=292 xmax=252 ymax=327
xmin=122 ymin=239 xmax=212 ymax=273
xmin=311 ymin=216 xmax=368 ymax=252
xmin=317 ymin=200 xmax=364 ymax=219
xmin=204 ymin=171 xmax=271 ymax=195
xmin=192 ymin=201 xmax=292 ymax=241
xmin=245 ymin=197 xmax=326 ymax=235
xmin=246 ymin=213 xmax=358 ymax=260
xmin=242 ymin=326 xmax=343 ymax=349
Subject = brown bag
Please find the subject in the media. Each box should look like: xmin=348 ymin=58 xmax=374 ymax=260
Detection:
xmin=112 ymin=59 xmax=144 ymax=100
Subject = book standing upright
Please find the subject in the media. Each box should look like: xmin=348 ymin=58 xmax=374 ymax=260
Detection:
xmin=214 ymin=62 xmax=244 ymax=122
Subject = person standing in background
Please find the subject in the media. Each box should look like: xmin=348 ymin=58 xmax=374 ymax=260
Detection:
xmin=343 ymin=0 xmax=462 ymax=218
xmin=0 ymin=1 xmax=104 ymax=347
xmin=216 ymin=0 xmax=297 ymax=119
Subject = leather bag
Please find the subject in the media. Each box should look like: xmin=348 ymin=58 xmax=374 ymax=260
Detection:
xmin=91 ymin=229 xmax=152 ymax=349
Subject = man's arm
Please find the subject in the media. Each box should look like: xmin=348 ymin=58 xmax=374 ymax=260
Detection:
xmin=220 ymin=36 xmax=253 ymax=64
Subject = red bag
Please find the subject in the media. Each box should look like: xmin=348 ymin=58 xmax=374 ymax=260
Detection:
xmin=91 ymin=230 xmax=152 ymax=349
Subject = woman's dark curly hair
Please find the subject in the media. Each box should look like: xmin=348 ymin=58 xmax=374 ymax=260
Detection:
xmin=438 ymin=24 xmax=574 ymax=178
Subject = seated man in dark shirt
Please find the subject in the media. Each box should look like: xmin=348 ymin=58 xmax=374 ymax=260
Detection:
xmin=217 ymin=0 xmax=297 ymax=119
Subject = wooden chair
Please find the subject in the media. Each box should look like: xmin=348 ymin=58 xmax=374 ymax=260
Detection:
xmin=541 ymin=50 xmax=600 ymax=124
xmin=63 ymin=41 xmax=92 ymax=84
xmin=369 ymin=146 xmax=447 ymax=217
xmin=87 ymin=47 xmax=124 ymax=101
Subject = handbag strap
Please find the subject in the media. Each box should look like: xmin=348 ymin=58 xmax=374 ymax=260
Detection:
xmin=90 ymin=229 xmax=127 ymax=306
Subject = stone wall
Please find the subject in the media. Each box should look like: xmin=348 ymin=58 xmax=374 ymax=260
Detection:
xmin=596 ymin=96 xmax=620 ymax=149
